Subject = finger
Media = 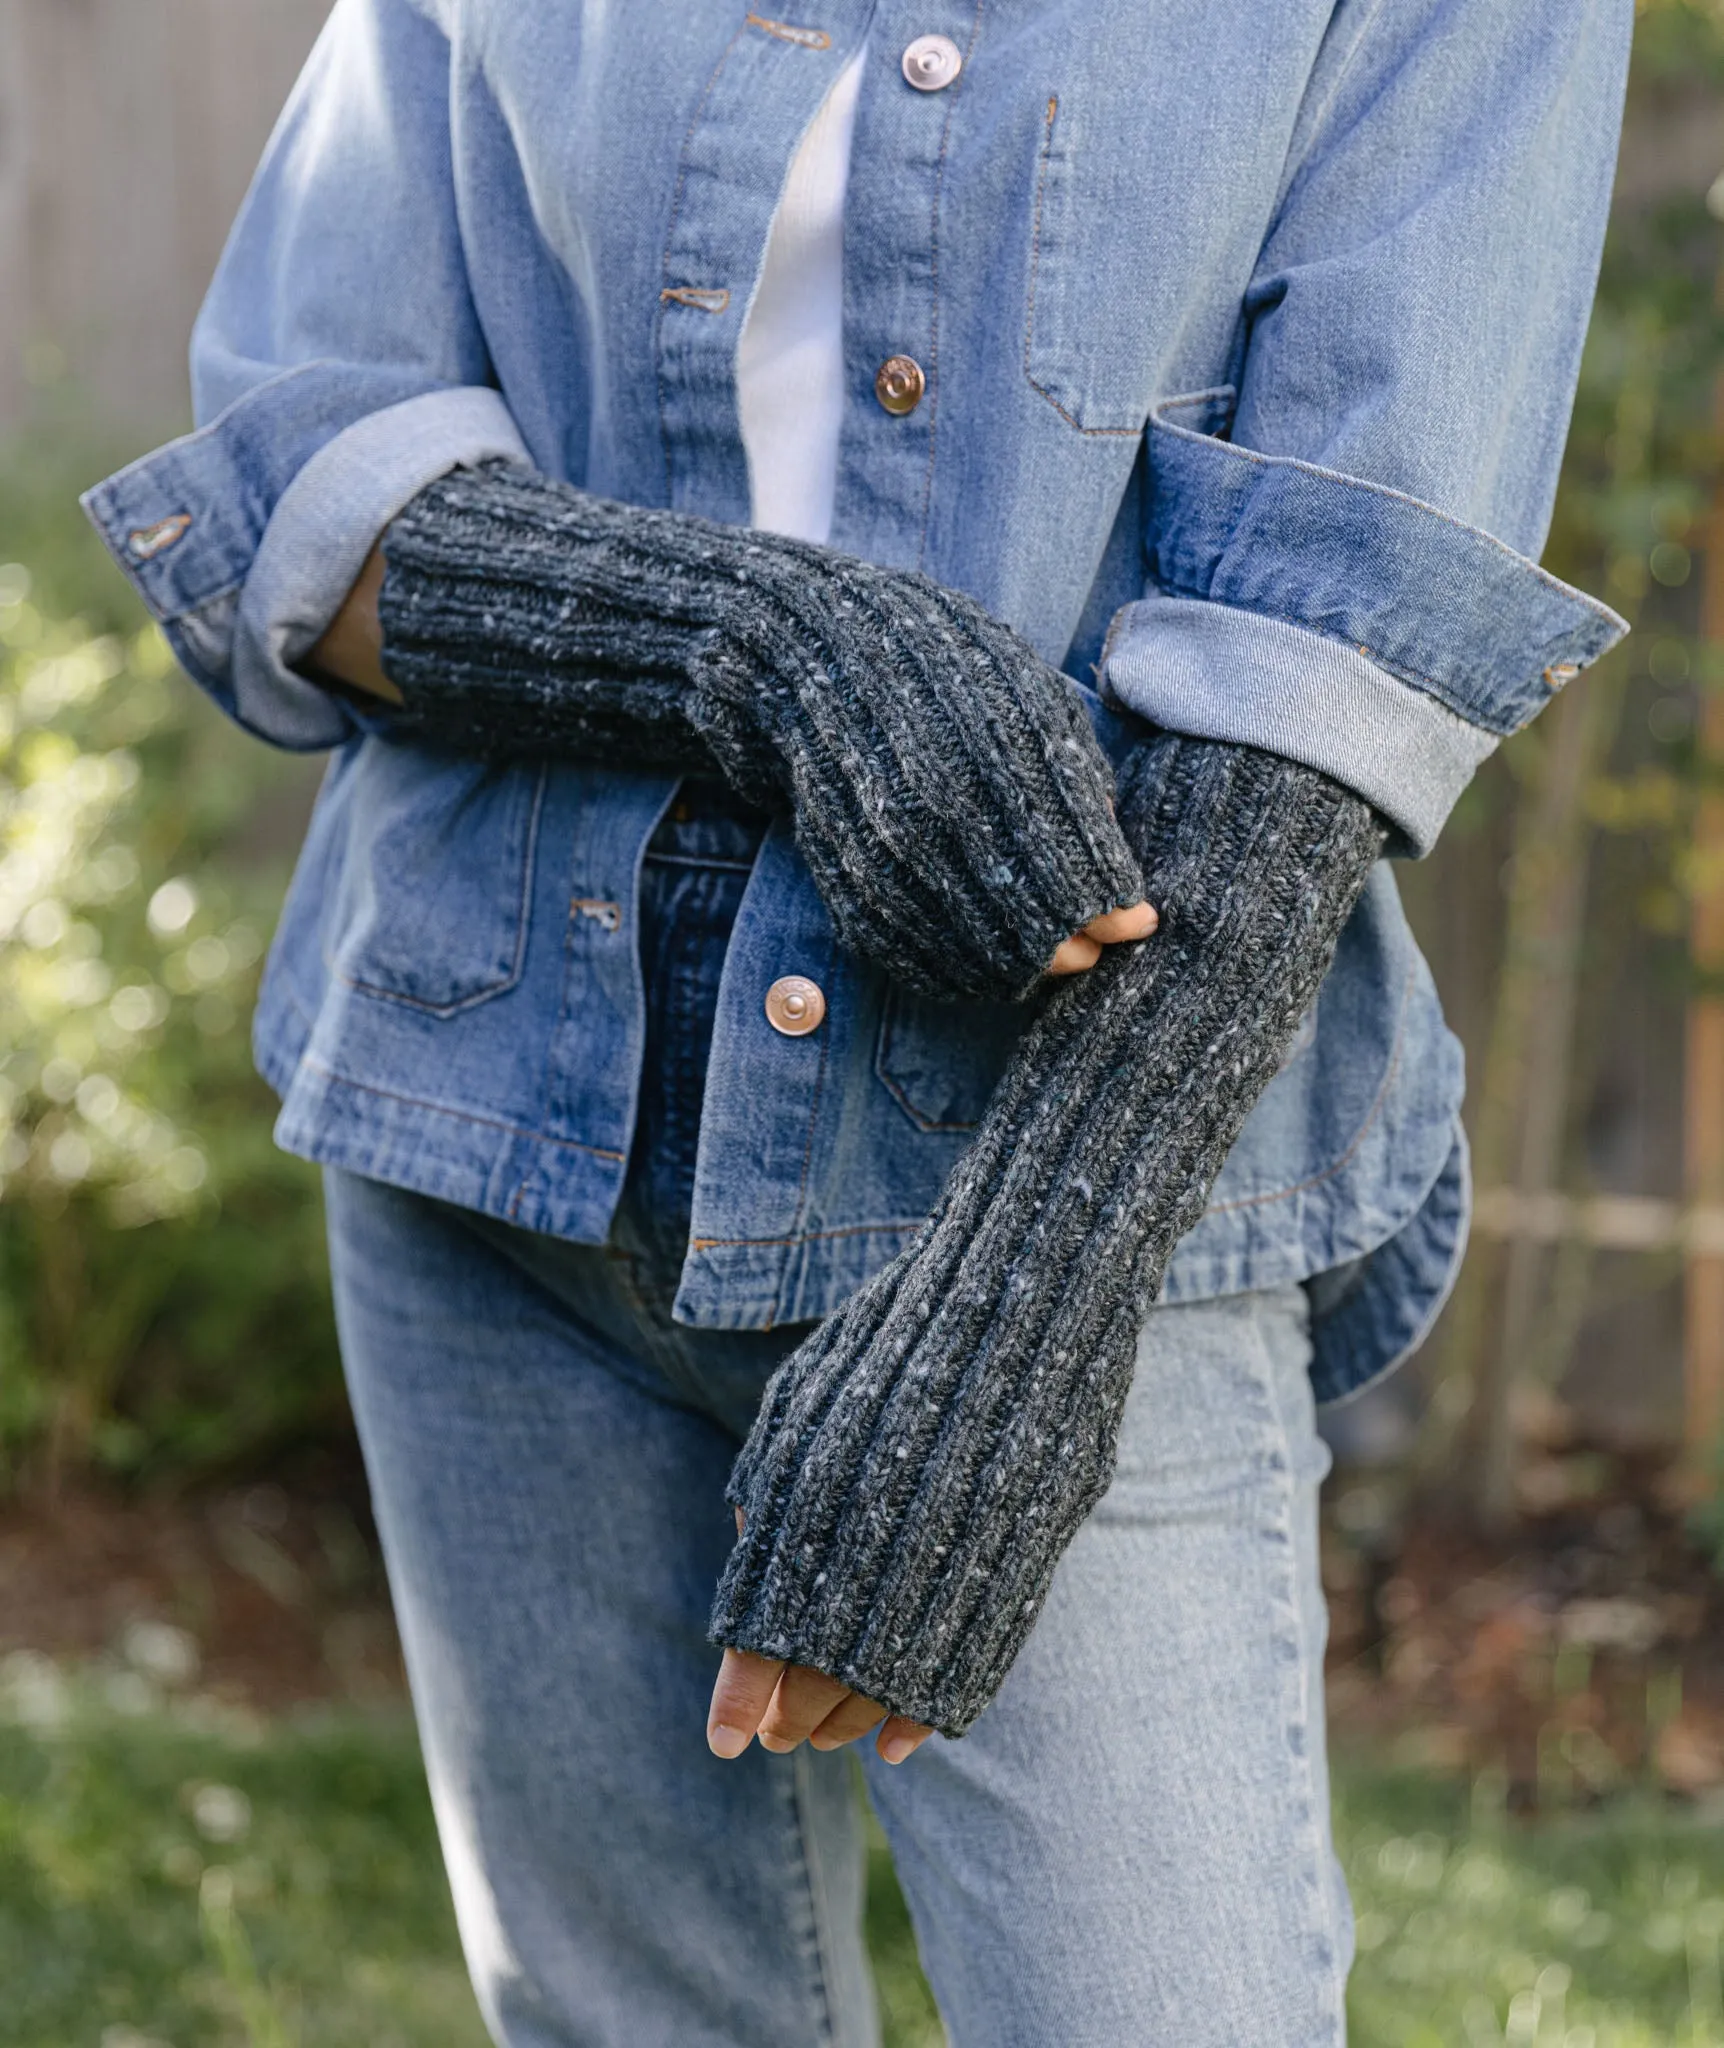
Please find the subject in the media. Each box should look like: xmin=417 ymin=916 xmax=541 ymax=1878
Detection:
xmin=1046 ymin=933 xmax=1102 ymax=976
xmin=707 ymin=1647 xmax=785 ymax=1760
xmin=808 ymin=1691 xmax=890 ymax=1752
xmin=876 ymin=1716 xmax=935 ymax=1766
xmin=1082 ymin=900 xmax=1158 ymax=944
xmin=758 ymin=1665 xmax=853 ymax=1753
xmin=734 ymin=1505 xmax=744 ymax=1536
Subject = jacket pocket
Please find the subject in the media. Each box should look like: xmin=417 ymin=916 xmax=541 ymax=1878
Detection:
xmin=326 ymin=745 xmax=547 ymax=1017
xmin=1024 ymin=92 xmax=1159 ymax=438
xmin=875 ymin=984 xmax=1028 ymax=1133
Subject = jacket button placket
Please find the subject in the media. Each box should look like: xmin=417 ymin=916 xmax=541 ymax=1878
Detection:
xmin=829 ymin=6 xmax=976 ymax=567
xmin=654 ymin=8 xmax=877 ymax=524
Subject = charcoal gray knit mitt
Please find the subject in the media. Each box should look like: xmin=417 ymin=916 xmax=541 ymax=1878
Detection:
xmin=709 ymin=733 xmax=1387 ymax=1735
xmin=378 ymin=461 xmax=1144 ymax=1002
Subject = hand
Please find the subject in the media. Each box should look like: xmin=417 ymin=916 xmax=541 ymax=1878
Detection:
xmin=307 ymin=545 xmax=397 ymax=702
xmin=707 ymin=1509 xmax=934 ymax=1766
xmin=1046 ymin=897 xmax=1157 ymax=975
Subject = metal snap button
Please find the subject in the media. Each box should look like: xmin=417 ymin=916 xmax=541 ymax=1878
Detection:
xmin=765 ymin=974 xmax=827 ymax=1036
xmin=901 ymin=33 xmax=963 ymax=91
xmin=874 ymin=355 xmax=926 ymax=416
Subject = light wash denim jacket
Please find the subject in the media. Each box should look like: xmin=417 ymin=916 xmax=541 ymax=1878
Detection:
xmin=84 ymin=0 xmax=1631 ymax=1404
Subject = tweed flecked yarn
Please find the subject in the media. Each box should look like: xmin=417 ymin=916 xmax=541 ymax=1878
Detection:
xmin=378 ymin=461 xmax=1144 ymax=1002
xmin=708 ymin=734 xmax=1386 ymax=1735
xmin=374 ymin=461 xmax=1388 ymax=1735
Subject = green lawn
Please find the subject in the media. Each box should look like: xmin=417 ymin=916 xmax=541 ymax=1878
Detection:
xmin=3 ymin=1664 xmax=1721 ymax=2047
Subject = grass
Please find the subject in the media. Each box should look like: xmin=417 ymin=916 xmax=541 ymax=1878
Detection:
xmin=1337 ymin=1766 xmax=1724 ymax=2047
xmin=3 ymin=1662 xmax=1723 ymax=2048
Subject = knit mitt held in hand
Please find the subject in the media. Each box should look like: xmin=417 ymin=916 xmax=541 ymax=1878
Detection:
xmin=379 ymin=462 xmax=1144 ymax=1002
xmin=709 ymin=733 xmax=1387 ymax=1736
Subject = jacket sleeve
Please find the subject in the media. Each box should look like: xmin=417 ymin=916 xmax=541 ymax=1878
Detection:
xmin=1098 ymin=0 xmax=1634 ymax=854
xmin=79 ymin=0 xmax=527 ymax=750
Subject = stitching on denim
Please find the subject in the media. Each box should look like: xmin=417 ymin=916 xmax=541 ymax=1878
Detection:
xmin=151 ymin=575 xmax=243 ymax=631
xmin=1148 ymin=577 xmax=1524 ymax=735
xmin=1022 ymin=95 xmax=1146 ymax=440
xmin=769 ymin=936 xmax=840 ymax=1327
xmin=660 ymin=866 xmax=725 ymax=1238
xmin=778 ymin=1754 xmax=839 ymax=2046
xmin=1313 ymin=1127 xmax=1468 ymax=1401
xmin=1247 ymin=1310 xmax=1348 ymax=2044
xmin=324 ymin=766 xmax=548 ymax=1015
xmin=656 ymin=23 xmax=751 ymax=503
xmin=1149 ymin=397 xmax=1627 ymax=627
xmin=744 ymin=12 xmax=833 ymax=49
xmin=84 ymin=356 xmax=332 ymax=515
xmin=660 ymin=285 xmax=732 ymax=314
xmin=873 ymin=1064 xmax=974 ymax=1134
xmin=873 ymin=989 xmax=999 ymax=1133
xmin=1201 ymin=958 xmax=1416 ymax=1218
xmin=1096 ymin=598 xmax=1134 ymax=677
xmin=1119 ymin=595 xmax=1498 ymax=749
xmin=914 ymin=0 xmax=987 ymax=564
xmin=295 ymin=1054 xmax=628 ymax=1161
xmin=543 ymin=780 xmax=675 ymax=1138
xmin=690 ymin=1218 xmax=924 ymax=1251
xmin=641 ymin=850 xmax=759 ymax=873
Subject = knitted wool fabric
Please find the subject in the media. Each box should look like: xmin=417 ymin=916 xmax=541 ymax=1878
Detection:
xmin=709 ymin=734 xmax=1387 ymax=1736
xmin=378 ymin=461 xmax=1144 ymax=1002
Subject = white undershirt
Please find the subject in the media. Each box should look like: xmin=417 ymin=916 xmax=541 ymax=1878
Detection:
xmin=736 ymin=46 xmax=867 ymax=545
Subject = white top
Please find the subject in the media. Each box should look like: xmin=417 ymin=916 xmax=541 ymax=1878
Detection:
xmin=736 ymin=45 xmax=867 ymax=546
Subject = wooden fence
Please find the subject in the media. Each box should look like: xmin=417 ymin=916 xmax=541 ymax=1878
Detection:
xmin=0 ymin=0 xmax=332 ymax=437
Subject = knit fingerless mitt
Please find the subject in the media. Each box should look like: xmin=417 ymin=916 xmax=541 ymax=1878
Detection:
xmin=710 ymin=734 xmax=1388 ymax=1736
xmin=377 ymin=461 xmax=1144 ymax=1002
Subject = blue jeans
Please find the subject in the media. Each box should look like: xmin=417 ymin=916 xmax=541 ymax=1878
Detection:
xmin=325 ymin=781 xmax=1353 ymax=2047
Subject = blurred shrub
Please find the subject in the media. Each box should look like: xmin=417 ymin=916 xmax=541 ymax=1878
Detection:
xmin=0 ymin=527 xmax=339 ymax=1496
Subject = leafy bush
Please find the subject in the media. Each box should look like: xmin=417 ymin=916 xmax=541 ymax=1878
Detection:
xmin=0 ymin=520 xmax=339 ymax=1495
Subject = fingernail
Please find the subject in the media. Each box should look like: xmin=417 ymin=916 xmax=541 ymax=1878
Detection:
xmin=708 ymin=1723 xmax=751 ymax=1760
xmin=882 ymin=1734 xmax=918 ymax=1766
xmin=756 ymin=1731 xmax=798 ymax=1754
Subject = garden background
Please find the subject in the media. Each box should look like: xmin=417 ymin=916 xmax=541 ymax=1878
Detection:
xmin=2 ymin=2 xmax=1724 ymax=2043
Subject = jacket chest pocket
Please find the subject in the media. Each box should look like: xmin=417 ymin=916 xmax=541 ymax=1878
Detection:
xmin=1023 ymin=91 xmax=1166 ymax=438
xmin=875 ymin=986 xmax=1029 ymax=1133
xmin=327 ymin=746 xmax=547 ymax=1017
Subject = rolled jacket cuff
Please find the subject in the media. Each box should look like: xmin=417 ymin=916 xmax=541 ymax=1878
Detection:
xmin=1100 ymin=597 xmax=1495 ymax=855
xmin=1110 ymin=389 xmax=1629 ymax=849
xmin=232 ymin=389 xmax=529 ymax=748
xmin=83 ymin=377 xmax=527 ymax=750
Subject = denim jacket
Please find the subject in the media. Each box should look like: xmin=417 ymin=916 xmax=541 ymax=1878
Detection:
xmin=84 ymin=0 xmax=1631 ymax=1404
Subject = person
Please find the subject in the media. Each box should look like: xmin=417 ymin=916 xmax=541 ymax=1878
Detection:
xmin=84 ymin=4 xmax=1631 ymax=2041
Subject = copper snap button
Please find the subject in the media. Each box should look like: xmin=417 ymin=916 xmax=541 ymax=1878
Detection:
xmin=765 ymin=974 xmax=827 ymax=1037
xmin=901 ymin=34 xmax=963 ymax=91
xmin=874 ymin=355 xmax=926 ymax=416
